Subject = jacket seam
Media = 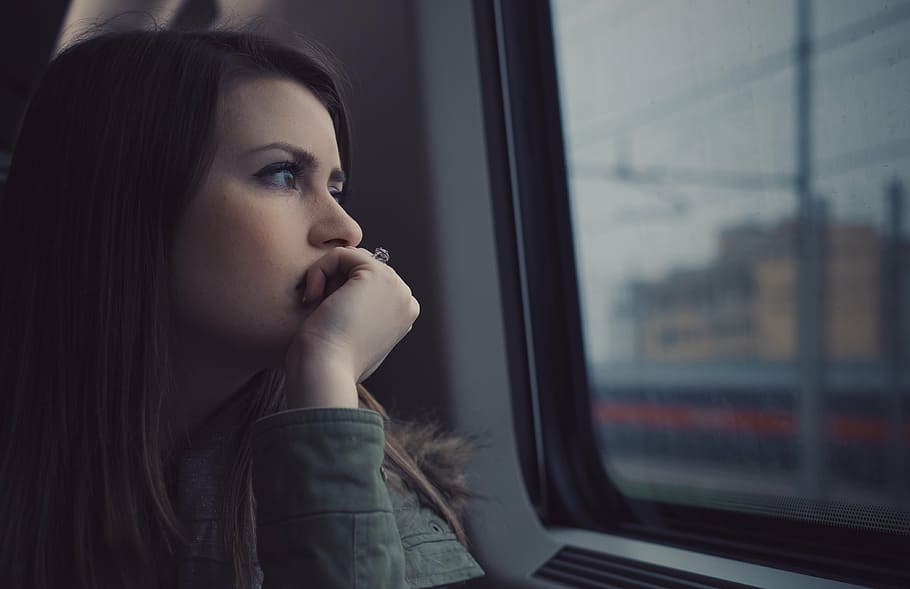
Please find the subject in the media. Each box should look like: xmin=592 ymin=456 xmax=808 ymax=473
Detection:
xmin=407 ymin=564 xmax=484 ymax=583
xmin=258 ymin=509 xmax=392 ymax=527
xmin=352 ymin=511 xmax=358 ymax=589
xmin=401 ymin=536 xmax=458 ymax=548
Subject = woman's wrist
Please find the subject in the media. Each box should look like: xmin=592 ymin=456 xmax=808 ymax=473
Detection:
xmin=285 ymin=354 xmax=359 ymax=409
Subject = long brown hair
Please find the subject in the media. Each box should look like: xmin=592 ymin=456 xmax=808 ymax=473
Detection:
xmin=0 ymin=27 xmax=475 ymax=589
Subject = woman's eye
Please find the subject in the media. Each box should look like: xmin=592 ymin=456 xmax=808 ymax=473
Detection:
xmin=254 ymin=162 xmax=300 ymax=190
xmin=254 ymin=162 xmax=346 ymax=206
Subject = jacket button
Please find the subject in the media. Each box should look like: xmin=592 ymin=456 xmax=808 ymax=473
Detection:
xmin=380 ymin=465 xmax=388 ymax=481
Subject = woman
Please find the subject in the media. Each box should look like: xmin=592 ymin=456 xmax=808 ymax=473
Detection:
xmin=0 ymin=28 xmax=484 ymax=589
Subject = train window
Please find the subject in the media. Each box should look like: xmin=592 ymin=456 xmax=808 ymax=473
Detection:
xmin=481 ymin=0 xmax=909 ymax=585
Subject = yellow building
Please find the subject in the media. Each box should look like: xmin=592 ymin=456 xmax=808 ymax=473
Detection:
xmin=634 ymin=220 xmax=888 ymax=363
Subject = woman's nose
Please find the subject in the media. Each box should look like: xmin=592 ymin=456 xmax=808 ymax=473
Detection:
xmin=309 ymin=200 xmax=363 ymax=248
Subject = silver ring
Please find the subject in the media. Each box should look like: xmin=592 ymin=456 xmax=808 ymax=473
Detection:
xmin=371 ymin=247 xmax=390 ymax=264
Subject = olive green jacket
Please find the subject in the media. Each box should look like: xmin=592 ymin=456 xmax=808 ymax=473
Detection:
xmin=250 ymin=407 xmax=485 ymax=588
xmin=9 ymin=407 xmax=482 ymax=587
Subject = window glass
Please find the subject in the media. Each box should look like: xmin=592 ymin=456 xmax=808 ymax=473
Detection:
xmin=551 ymin=0 xmax=909 ymax=529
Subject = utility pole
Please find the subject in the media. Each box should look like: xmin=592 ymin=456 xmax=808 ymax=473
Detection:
xmin=884 ymin=179 xmax=906 ymax=504
xmin=796 ymin=0 xmax=826 ymax=501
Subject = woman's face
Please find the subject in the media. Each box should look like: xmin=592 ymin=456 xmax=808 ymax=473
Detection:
xmin=170 ymin=76 xmax=363 ymax=373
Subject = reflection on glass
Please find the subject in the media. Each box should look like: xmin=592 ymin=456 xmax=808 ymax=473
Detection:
xmin=551 ymin=0 xmax=909 ymax=527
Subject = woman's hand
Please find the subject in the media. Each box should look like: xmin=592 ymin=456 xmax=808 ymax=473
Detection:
xmin=283 ymin=246 xmax=420 ymax=409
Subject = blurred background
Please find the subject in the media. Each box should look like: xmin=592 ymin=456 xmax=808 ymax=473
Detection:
xmin=552 ymin=0 xmax=909 ymax=514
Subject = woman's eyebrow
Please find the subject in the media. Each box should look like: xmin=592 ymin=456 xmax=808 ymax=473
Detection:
xmin=245 ymin=141 xmax=345 ymax=183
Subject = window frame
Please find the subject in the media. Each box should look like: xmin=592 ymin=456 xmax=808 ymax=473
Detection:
xmin=472 ymin=0 xmax=910 ymax=586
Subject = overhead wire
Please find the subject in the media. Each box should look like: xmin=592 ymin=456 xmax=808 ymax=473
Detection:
xmin=568 ymin=2 xmax=910 ymax=150
xmin=566 ymin=4 xmax=910 ymax=201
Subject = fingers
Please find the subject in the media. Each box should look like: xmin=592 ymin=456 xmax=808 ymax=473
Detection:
xmin=303 ymin=247 xmax=372 ymax=303
xmin=303 ymin=247 xmax=401 ymax=304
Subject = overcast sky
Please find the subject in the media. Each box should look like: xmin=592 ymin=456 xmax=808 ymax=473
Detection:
xmin=551 ymin=0 xmax=910 ymax=364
